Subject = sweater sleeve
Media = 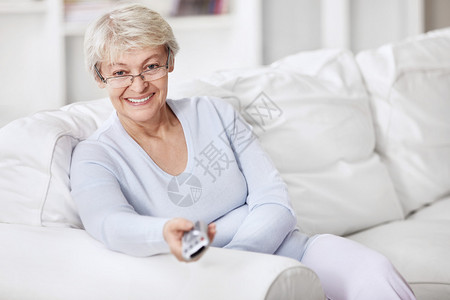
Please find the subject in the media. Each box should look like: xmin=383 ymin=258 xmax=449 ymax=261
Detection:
xmin=70 ymin=142 xmax=170 ymax=257
xmin=216 ymin=100 xmax=297 ymax=254
xmin=224 ymin=204 xmax=296 ymax=253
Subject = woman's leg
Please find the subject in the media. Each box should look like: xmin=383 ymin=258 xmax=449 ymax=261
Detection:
xmin=300 ymin=234 xmax=416 ymax=300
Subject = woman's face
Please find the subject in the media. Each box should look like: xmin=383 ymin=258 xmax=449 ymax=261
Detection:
xmin=98 ymin=45 xmax=173 ymax=126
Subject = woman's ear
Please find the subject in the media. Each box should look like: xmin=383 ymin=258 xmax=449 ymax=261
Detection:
xmin=97 ymin=80 xmax=107 ymax=89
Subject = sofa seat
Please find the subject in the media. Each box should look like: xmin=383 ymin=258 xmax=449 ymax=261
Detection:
xmin=348 ymin=206 xmax=450 ymax=300
xmin=0 ymin=223 xmax=324 ymax=300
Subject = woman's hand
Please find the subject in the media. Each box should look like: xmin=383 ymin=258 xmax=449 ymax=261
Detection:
xmin=163 ymin=218 xmax=216 ymax=262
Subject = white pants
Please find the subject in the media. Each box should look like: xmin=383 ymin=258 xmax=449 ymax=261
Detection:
xmin=300 ymin=234 xmax=416 ymax=300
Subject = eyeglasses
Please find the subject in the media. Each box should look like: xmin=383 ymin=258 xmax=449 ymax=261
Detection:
xmin=94 ymin=47 xmax=171 ymax=89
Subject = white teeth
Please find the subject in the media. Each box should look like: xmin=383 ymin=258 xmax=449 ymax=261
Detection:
xmin=127 ymin=95 xmax=151 ymax=103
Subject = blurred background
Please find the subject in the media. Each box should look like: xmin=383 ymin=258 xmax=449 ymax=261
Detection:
xmin=1 ymin=0 xmax=450 ymax=127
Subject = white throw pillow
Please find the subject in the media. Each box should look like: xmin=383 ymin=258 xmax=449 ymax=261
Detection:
xmin=356 ymin=27 xmax=450 ymax=215
xmin=172 ymin=49 xmax=404 ymax=236
xmin=0 ymin=98 xmax=113 ymax=227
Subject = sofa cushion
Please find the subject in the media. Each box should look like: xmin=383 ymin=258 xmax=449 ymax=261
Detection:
xmin=0 ymin=99 xmax=112 ymax=227
xmin=356 ymin=27 xmax=450 ymax=215
xmin=408 ymin=196 xmax=450 ymax=222
xmin=348 ymin=218 xmax=450 ymax=300
xmin=170 ymin=49 xmax=404 ymax=236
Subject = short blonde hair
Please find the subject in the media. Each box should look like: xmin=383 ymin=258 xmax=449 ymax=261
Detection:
xmin=84 ymin=3 xmax=179 ymax=80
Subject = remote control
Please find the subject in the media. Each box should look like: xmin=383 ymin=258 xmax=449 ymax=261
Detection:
xmin=182 ymin=221 xmax=210 ymax=261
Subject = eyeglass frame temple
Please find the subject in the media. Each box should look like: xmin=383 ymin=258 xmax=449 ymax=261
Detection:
xmin=93 ymin=46 xmax=171 ymax=85
xmin=94 ymin=64 xmax=106 ymax=83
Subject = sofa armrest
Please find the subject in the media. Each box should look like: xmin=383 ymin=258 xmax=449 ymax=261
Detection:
xmin=0 ymin=223 xmax=324 ymax=300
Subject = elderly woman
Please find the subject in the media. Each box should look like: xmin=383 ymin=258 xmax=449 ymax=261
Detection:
xmin=70 ymin=3 xmax=415 ymax=299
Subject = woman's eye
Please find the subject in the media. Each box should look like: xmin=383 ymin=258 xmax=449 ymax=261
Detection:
xmin=113 ymin=70 xmax=126 ymax=76
xmin=147 ymin=64 xmax=159 ymax=70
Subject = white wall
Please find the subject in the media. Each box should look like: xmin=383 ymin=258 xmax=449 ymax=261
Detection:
xmin=65 ymin=35 xmax=108 ymax=102
xmin=0 ymin=0 xmax=64 ymax=127
xmin=425 ymin=0 xmax=450 ymax=31
xmin=262 ymin=0 xmax=321 ymax=64
xmin=349 ymin=0 xmax=423 ymax=52
xmin=262 ymin=0 xmax=426 ymax=63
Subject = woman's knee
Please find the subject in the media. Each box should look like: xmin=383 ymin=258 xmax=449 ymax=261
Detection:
xmin=365 ymin=249 xmax=396 ymax=277
xmin=300 ymin=234 xmax=415 ymax=300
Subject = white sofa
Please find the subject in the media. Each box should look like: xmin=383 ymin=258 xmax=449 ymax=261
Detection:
xmin=1 ymin=28 xmax=449 ymax=300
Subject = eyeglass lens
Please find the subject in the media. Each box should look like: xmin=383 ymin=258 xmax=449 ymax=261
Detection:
xmin=108 ymin=67 xmax=168 ymax=88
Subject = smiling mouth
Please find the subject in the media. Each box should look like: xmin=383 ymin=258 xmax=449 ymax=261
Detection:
xmin=126 ymin=94 xmax=154 ymax=104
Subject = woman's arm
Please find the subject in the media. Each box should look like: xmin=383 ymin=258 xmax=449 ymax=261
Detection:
xmin=70 ymin=143 xmax=170 ymax=257
xmin=218 ymin=100 xmax=298 ymax=254
xmin=224 ymin=204 xmax=296 ymax=254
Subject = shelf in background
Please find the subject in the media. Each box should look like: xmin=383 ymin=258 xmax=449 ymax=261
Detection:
xmin=168 ymin=14 xmax=234 ymax=31
xmin=0 ymin=1 xmax=47 ymax=14
xmin=64 ymin=13 xmax=234 ymax=37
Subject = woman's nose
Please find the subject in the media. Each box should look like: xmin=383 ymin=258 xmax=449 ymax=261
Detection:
xmin=129 ymin=75 xmax=148 ymax=92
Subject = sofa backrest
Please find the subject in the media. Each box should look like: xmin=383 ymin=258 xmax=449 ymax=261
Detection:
xmin=0 ymin=99 xmax=113 ymax=227
xmin=357 ymin=27 xmax=450 ymax=215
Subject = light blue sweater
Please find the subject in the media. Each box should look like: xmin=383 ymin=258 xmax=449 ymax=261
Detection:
xmin=70 ymin=97 xmax=310 ymax=259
